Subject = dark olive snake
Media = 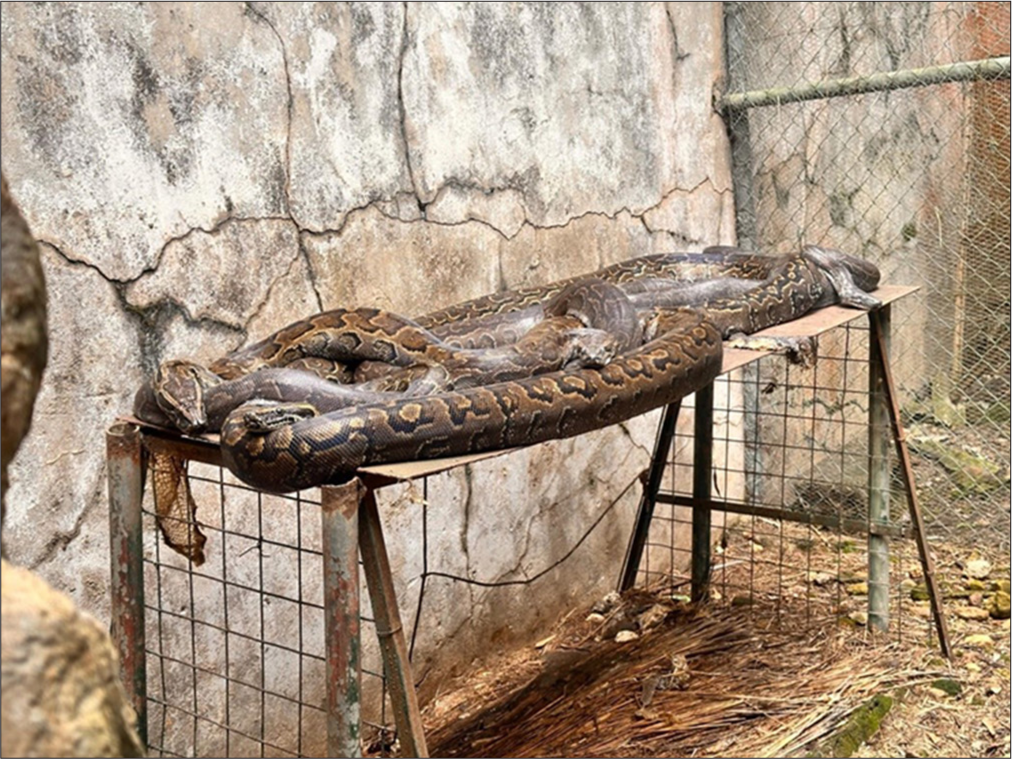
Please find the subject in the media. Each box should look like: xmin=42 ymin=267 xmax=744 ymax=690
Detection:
xmin=134 ymin=245 xmax=881 ymax=498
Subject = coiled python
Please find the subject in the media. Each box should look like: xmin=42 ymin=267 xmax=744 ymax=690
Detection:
xmin=135 ymin=245 xmax=880 ymax=499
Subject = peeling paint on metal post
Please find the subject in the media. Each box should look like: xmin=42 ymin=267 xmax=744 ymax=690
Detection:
xmin=106 ymin=422 xmax=147 ymax=747
xmin=868 ymin=307 xmax=891 ymax=631
xmin=321 ymin=480 xmax=363 ymax=758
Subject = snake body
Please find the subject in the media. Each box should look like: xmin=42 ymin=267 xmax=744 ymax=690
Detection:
xmin=135 ymin=245 xmax=881 ymax=494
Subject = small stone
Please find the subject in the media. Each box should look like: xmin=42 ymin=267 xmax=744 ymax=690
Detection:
xmin=963 ymin=634 xmax=995 ymax=649
xmin=845 ymin=582 xmax=869 ymax=596
xmin=848 ymin=611 xmax=868 ymax=626
xmin=615 ymin=630 xmax=640 ymax=643
xmin=969 ymin=592 xmax=985 ymax=607
xmin=585 ymin=612 xmax=606 ymax=625
xmin=809 ymin=571 xmax=835 ymax=587
xmin=840 ymin=571 xmax=867 ymax=584
xmin=636 ymin=604 xmax=669 ymax=632
xmin=988 ymin=591 xmax=1011 ymax=620
xmin=966 ymin=558 xmax=993 ymax=580
xmin=600 ymin=612 xmax=636 ymax=640
xmin=954 ymin=606 xmax=990 ymax=621
xmin=592 ymin=591 xmax=621 ymax=615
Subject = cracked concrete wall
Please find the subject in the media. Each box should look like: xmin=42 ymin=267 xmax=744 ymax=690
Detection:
xmin=726 ymin=2 xmax=975 ymax=504
xmin=2 ymin=1 xmax=732 ymax=744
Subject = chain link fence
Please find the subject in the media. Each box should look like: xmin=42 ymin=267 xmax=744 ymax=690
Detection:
xmin=722 ymin=2 xmax=1010 ymax=565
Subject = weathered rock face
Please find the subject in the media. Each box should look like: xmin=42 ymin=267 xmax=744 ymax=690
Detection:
xmin=1 ymin=175 xmax=48 ymax=518
xmin=1 ymin=0 xmax=733 ymax=741
xmin=1 ymin=560 xmax=144 ymax=758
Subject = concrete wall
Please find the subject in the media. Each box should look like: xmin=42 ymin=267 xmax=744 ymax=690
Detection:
xmin=1 ymin=1 xmax=732 ymax=747
xmin=725 ymin=1 xmax=977 ymax=503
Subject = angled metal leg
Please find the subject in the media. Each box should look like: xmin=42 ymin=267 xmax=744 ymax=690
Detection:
xmin=691 ymin=384 xmax=715 ymax=603
xmin=869 ymin=309 xmax=952 ymax=657
xmin=618 ymin=400 xmax=683 ymax=592
xmin=358 ymin=488 xmax=429 ymax=758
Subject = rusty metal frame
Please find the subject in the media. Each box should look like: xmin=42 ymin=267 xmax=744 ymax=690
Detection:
xmin=106 ymin=425 xmax=430 ymax=757
xmin=616 ymin=287 xmax=951 ymax=654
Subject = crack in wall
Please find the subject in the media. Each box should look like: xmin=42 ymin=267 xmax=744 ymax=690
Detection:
xmin=397 ymin=2 xmax=423 ymax=207
xmin=244 ymin=2 xmax=295 ymax=220
xmin=240 ymin=231 xmax=310 ymax=332
xmin=28 ymin=458 xmax=108 ymax=572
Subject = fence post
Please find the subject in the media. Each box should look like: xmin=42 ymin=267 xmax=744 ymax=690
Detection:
xmin=107 ymin=422 xmax=148 ymax=747
xmin=321 ymin=480 xmax=363 ymax=758
xmin=868 ymin=307 xmax=891 ymax=631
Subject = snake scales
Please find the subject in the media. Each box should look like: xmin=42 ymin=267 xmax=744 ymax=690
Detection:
xmin=134 ymin=245 xmax=879 ymax=558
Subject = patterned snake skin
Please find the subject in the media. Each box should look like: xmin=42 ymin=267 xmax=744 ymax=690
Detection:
xmin=135 ymin=245 xmax=880 ymax=498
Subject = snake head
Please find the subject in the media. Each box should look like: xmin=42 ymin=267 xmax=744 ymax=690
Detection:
xmin=238 ymin=400 xmax=319 ymax=433
xmin=564 ymin=328 xmax=621 ymax=369
xmin=154 ymin=360 xmax=221 ymax=434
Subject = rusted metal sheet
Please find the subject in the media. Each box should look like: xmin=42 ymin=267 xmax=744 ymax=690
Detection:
xmin=358 ymin=490 xmax=429 ymax=758
xmin=106 ymin=422 xmax=148 ymax=747
xmin=321 ymin=480 xmax=363 ymax=757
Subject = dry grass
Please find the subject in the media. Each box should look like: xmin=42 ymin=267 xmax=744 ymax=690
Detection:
xmin=414 ymin=522 xmax=1011 ymax=759
xmin=422 ymin=601 xmax=937 ymax=758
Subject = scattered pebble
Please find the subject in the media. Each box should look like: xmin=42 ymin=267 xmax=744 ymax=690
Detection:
xmin=845 ymin=582 xmax=869 ymax=596
xmin=963 ymin=634 xmax=995 ymax=649
xmin=809 ymin=571 xmax=835 ymax=587
xmin=988 ymin=591 xmax=1010 ymax=620
xmin=966 ymin=558 xmax=993 ymax=580
xmin=615 ymin=630 xmax=639 ymax=643
xmin=954 ymin=606 xmax=991 ymax=621
xmin=636 ymin=604 xmax=668 ymax=632
xmin=848 ymin=611 xmax=868 ymax=626
xmin=592 ymin=591 xmax=621 ymax=615
xmin=585 ymin=612 xmax=606 ymax=625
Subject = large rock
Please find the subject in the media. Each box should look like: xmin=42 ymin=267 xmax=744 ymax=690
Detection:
xmin=1 ymin=560 xmax=143 ymax=757
xmin=1 ymin=175 xmax=47 ymax=515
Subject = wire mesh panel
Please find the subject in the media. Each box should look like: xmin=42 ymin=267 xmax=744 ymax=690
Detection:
xmin=636 ymin=320 xmax=936 ymax=641
xmin=140 ymin=459 xmax=393 ymax=758
xmin=722 ymin=2 xmax=1010 ymax=559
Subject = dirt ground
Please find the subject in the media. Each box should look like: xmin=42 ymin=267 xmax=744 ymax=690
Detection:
xmin=409 ymin=521 xmax=1011 ymax=759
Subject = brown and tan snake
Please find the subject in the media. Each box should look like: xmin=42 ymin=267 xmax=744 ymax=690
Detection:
xmin=135 ymin=245 xmax=880 ymax=499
